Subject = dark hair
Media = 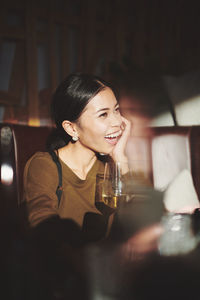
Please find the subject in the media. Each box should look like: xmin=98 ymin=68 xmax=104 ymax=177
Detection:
xmin=46 ymin=73 xmax=114 ymax=151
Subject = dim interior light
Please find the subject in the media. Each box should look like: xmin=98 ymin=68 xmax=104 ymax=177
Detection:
xmin=1 ymin=163 xmax=14 ymax=185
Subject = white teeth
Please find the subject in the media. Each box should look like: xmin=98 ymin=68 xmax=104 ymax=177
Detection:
xmin=105 ymin=130 xmax=122 ymax=138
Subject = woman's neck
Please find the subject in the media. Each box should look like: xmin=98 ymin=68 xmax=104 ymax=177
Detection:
xmin=58 ymin=141 xmax=97 ymax=180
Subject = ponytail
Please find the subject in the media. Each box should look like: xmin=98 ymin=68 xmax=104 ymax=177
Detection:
xmin=46 ymin=127 xmax=71 ymax=152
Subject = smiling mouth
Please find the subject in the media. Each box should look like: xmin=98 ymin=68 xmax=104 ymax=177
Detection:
xmin=104 ymin=130 xmax=122 ymax=143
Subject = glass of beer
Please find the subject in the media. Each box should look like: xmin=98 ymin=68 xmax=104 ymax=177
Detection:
xmin=95 ymin=162 xmax=127 ymax=215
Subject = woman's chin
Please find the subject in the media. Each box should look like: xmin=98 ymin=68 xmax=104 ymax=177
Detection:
xmin=97 ymin=149 xmax=111 ymax=156
xmin=98 ymin=152 xmax=107 ymax=156
xmin=94 ymin=145 xmax=114 ymax=156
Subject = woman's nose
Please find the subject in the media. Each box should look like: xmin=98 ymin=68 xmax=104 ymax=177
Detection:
xmin=110 ymin=113 xmax=122 ymax=127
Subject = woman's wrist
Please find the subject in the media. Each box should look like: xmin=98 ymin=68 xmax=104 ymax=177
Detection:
xmin=112 ymin=155 xmax=128 ymax=164
xmin=113 ymin=156 xmax=129 ymax=174
xmin=120 ymin=161 xmax=129 ymax=174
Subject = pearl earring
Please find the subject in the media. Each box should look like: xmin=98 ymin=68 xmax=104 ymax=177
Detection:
xmin=72 ymin=136 xmax=78 ymax=142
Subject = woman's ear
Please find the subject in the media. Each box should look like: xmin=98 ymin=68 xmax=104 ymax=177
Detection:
xmin=62 ymin=120 xmax=78 ymax=138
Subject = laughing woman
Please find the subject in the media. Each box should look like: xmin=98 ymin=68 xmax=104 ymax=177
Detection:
xmin=24 ymin=73 xmax=130 ymax=243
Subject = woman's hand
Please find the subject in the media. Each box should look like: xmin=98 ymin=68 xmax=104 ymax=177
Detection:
xmin=111 ymin=116 xmax=131 ymax=164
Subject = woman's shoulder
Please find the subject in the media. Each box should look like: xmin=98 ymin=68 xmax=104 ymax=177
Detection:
xmin=25 ymin=151 xmax=55 ymax=172
xmin=24 ymin=151 xmax=59 ymax=186
xmin=28 ymin=151 xmax=52 ymax=163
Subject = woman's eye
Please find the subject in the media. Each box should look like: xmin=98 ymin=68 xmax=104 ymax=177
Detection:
xmin=115 ymin=107 xmax=120 ymax=113
xmin=99 ymin=112 xmax=108 ymax=118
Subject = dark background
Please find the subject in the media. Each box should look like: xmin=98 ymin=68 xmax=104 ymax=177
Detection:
xmin=0 ymin=0 xmax=200 ymax=124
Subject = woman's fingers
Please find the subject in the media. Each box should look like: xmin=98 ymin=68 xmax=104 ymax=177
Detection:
xmin=121 ymin=116 xmax=131 ymax=133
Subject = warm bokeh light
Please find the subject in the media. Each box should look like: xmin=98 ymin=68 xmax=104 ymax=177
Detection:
xmin=28 ymin=118 xmax=40 ymax=126
xmin=1 ymin=163 xmax=14 ymax=185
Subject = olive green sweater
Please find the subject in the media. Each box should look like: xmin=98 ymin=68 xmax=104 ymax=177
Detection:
xmin=24 ymin=152 xmax=106 ymax=229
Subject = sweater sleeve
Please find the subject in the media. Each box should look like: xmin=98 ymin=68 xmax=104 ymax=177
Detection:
xmin=24 ymin=152 xmax=60 ymax=227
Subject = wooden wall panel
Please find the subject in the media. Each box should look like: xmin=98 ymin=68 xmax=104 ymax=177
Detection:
xmin=48 ymin=0 xmax=57 ymax=92
xmin=61 ymin=25 xmax=69 ymax=79
xmin=25 ymin=1 xmax=39 ymax=125
xmin=8 ymin=41 xmax=25 ymax=101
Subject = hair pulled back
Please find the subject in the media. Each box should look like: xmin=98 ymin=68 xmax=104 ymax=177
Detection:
xmin=46 ymin=73 xmax=113 ymax=151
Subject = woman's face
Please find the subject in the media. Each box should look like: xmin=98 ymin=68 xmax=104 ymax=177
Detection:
xmin=75 ymin=87 xmax=123 ymax=154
